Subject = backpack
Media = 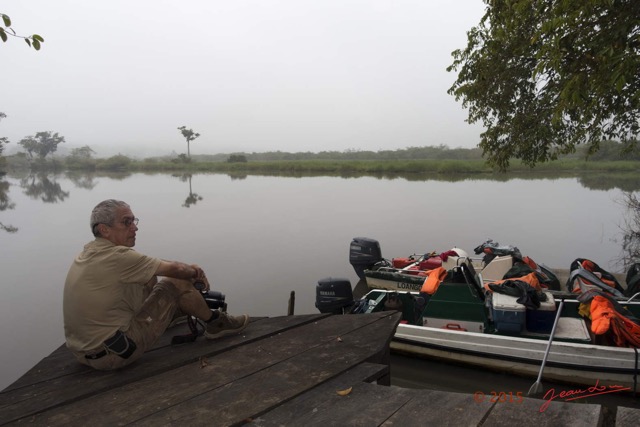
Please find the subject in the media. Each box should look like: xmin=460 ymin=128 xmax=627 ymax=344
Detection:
xmin=566 ymin=258 xmax=624 ymax=297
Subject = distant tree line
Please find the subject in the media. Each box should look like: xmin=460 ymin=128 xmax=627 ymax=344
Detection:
xmin=193 ymin=141 xmax=640 ymax=163
xmin=195 ymin=145 xmax=485 ymax=162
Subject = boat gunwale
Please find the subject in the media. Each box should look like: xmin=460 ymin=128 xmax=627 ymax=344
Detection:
xmin=392 ymin=334 xmax=640 ymax=376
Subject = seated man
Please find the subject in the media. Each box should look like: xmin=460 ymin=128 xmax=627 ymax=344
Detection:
xmin=63 ymin=199 xmax=249 ymax=370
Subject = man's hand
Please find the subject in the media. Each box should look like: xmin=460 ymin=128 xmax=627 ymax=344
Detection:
xmin=193 ymin=273 xmax=211 ymax=292
xmin=190 ymin=264 xmax=205 ymax=280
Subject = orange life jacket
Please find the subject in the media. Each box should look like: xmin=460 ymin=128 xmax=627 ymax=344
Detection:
xmin=590 ymin=295 xmax=640 ymax=347
xmin=420 ymin=267 xmax=447 ymax=295
xmin=581 ymin=260 xmax=618 ymax=289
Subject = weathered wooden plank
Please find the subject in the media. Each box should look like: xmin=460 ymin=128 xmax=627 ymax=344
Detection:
xmin=247 ymin=362 xmax=390 ymax=426
xmin=2 ymin=316 xmax=272 ymax=392
xmin=3 ymin=312 xmax=400 ymax=426
xmin=130 ymin=312 xmax=401 ymax=426
xmin=382 ymin=388 xmax=493 ymax=427
xmin=615 ymin=406 xmax=640 ymax=427
xmin=1 ymin=344 xmax=83 ymax=393
xmin=252 ymin=380 xmax=415 ymax=427
xmin=0 ymin=314 xmax=329 ymax=425
xmin=481 ymin=396 xmax=603 ymax=427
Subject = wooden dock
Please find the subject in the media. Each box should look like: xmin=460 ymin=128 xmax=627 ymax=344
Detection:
xmin=1 ymin=311 xmax=639 ymax=426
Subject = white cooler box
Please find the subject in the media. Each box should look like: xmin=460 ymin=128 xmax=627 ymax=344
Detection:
xmin=491 ymin=292 xmax=525 ymax=334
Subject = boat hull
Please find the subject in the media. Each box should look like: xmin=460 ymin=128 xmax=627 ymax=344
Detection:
xmin=391 ymin=322 xmax=640 ymax=392
xmin=364 ymin=269 xmax=425 ymax=292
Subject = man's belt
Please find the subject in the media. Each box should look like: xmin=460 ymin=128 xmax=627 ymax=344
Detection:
xmin=85 ymin=330 xmax=137 ymax=360
xmin=85 ymin=349 xmax=108 ymax=360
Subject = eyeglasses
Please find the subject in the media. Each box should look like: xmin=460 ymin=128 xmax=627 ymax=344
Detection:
xmin=91 ymin=217 xmax=139 ymax=234
xmin=120 ymin=217 xmax=139 ymax=227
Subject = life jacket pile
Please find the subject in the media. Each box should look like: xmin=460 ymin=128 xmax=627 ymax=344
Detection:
xmin=566 ymin=258 xmax=624 ymax=295
xmin=569 ymin=259 xmax=640 ymax=348
xmin=474 ymin=239 xmax=561 ymax=291
xmin=476 ymin=241 xmax=558 ymax=307
xmin=578 ymin=290 xmax=640 ymax=348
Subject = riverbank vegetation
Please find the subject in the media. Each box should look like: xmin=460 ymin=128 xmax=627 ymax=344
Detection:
xmin=2 ymin=140 xmax=640 ymax=177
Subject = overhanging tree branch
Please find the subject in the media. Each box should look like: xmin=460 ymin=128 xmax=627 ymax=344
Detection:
xmin=448 ymin=0 xmax=640 ymax=171
xmin=0 ymin=13 xmax=44 ymax=50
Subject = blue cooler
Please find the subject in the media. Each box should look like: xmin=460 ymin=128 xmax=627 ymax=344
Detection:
xmin=491 ymin=292 xmax=525 ymax=334
xmin=526 ymin=291 xmax=556 ymax=333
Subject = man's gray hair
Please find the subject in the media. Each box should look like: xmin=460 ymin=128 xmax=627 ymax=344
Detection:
xmin=90 ymin=199 xmax=130 ymax=237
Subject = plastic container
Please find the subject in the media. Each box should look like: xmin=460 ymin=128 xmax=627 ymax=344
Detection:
xmin=526 ymin=291 xmax=556 ymax=333
xmin=491 ymin=292 xmax=525 ymax=334
xmin=392 ymin=257 xmax=416 ymax=269
xmin=418 ymin=256 xmax=442 ymax=270
xmin=481 ymin=255 xmax=513 ymax=282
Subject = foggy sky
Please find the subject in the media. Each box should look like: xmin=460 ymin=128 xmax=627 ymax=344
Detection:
xmin=1 ymin=1 xmax=486 ymax=158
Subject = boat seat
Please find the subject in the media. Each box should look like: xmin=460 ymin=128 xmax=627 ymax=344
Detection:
xmin=523 ymin=317 xmax=591 ymax=343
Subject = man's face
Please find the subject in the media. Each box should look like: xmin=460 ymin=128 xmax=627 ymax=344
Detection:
xmin=103 ymin=206 xmax=138 ymax=247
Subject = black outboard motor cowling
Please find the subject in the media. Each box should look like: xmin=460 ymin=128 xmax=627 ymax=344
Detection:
xmin=315 ymin=277 xmax=354 ymax=314
xmin=349 ymin=237 xmax=382 ymax=279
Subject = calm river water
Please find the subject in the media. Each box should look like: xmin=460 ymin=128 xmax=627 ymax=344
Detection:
xmin=1 ymin=170 xmax=639 ymax=408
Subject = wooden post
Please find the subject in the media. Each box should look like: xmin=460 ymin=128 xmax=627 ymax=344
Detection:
xmin=287 ymin=291 xmax=295 ymax=315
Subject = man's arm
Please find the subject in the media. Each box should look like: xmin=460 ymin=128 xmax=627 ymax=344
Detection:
xmin=155 ymin=260 xmax=204 ymax=281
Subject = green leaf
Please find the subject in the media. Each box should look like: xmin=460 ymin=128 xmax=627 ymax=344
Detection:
xmin=0 ymin=28 xmax=6 ymax=43
xmin=1 ymin=14 xmax=10 ymax=27
xmin=24 ymin=38 xmax=31 ymax=47
xmin=32 ymin=34 xmax=44 ymax=42
xmin=616 ymin=75 xmax=626 ymax=93
xmin=32 ymin=39 xmax=41 ymax=50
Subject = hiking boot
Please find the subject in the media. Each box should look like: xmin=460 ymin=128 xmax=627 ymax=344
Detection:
xmin=205 ymin=312 xmax=249 ymax=339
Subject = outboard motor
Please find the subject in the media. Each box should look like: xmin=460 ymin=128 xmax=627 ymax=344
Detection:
xmin=349 ymin=237 xmax=383 ymax=279
xmin=315 ymin=277 xmax=354 ymax=314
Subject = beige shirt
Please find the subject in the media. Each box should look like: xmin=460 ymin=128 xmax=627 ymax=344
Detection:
xmin=63 ymin=238 xmax=161 ymax=352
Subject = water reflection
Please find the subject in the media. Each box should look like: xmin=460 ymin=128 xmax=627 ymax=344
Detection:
xmin=228 ymin=172 xmax=248 ymax=181
xmin=20 ymin=173 xmax=70 ymax=203
xmin=215 ymin=169 xmax=640 ymax=191
xmin=578 ymin=173 xmax=640 ymax=192
xmin=618 ymin=192 xmax=640 ymax=272
xmin=0 ymin=177 xmax=17 ymax=233
xmin=173 ymin=174 xmax=203 ymax=208
xmin=2 ymin=168 xmax=640 ymax=232
xmin=101 ymin=171 xmax=132 ymax=181
xmin=66 ymin=171 xmax=98 ymax=190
